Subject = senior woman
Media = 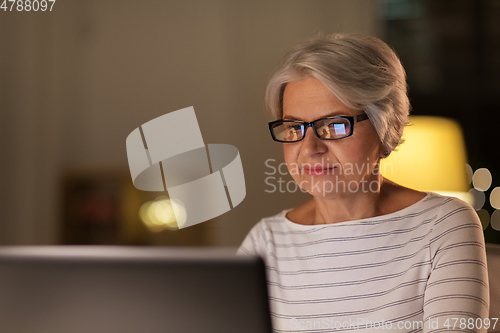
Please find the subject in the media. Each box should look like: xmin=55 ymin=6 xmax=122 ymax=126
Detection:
xmin=238 ymin=34 xmax=489 ymax=332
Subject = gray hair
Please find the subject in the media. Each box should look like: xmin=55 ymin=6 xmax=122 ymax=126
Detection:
xmin=265 ymin=33 xmax=410 ymax=151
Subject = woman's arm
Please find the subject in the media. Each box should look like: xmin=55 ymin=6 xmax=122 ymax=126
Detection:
xmin=424 ymin=200 xmax=490 ymax=332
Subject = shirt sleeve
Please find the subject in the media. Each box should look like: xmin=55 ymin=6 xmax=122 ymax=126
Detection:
xmin=236 ymin=222 xmax=263 ymax=256
xmin=423 ymin=198 xmax=490 ymax=332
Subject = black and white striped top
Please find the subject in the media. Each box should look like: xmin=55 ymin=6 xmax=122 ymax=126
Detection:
xmin=238 ymin=192 xmax=490 ymax=332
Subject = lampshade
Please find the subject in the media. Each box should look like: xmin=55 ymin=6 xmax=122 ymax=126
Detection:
xmin=380 ymin=116 xmax=470 ymax=201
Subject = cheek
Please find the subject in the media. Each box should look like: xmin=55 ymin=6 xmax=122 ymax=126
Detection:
xmin=283 ymin=144 xmax=294 ymax=164
xmin=283 ymin=145 xmax=300 ymax=177
xmin=364 ymin=139 xmax=383 ymax=161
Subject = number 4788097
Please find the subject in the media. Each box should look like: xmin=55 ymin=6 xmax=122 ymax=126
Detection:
xmin=1 ymin=0 xmax=56 ymax=11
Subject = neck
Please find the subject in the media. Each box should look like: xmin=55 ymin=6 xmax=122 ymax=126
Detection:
xmin=311 ymin=173 xmax=387 ymax=224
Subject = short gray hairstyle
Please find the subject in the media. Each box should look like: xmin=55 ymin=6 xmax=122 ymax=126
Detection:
xmin=265 ymin=33 xmax=410 ymax=151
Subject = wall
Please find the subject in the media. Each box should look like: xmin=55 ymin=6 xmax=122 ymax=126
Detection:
xmin=0 ymin=0 xmax=381 ymax=245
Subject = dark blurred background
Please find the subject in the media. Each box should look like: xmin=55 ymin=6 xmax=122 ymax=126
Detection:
xmin=383 ymin=0 xmax=500 ymax=243
xmin=0 ymin=0 xmax=499 ymax=246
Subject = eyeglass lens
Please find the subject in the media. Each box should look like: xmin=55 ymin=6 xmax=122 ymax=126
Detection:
xmin=272 ymin=118 xmax=352 ymax=142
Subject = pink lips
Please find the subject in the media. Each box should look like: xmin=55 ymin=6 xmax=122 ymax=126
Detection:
xmin=303 ymin=166 xmax=334 ymax=176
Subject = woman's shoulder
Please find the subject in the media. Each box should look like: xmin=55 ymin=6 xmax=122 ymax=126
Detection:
xmin=378 ymin=184 xmax=427 ymax=216
xmin=246 ymin=208 xmax=294 ymax=233
xmin=378 ymin=180 xmax=474 ymax=217
xmin=237 ymin=208 xmax=294 ymax=255
xmin=425 ymin=192 xmax=480 ymax=225
xmin=393 ymin=189 xmax=481 ymax=235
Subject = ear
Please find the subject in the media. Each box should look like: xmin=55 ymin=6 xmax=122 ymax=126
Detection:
xmin=379 ymin=145 xmax=390 ymax=158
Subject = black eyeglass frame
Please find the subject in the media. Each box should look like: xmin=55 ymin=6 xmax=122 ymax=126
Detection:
xmin=268 ymin=114 xmax=370 ymax=143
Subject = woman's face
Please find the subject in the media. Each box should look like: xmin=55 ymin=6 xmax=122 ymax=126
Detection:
xmin=282 ymin=76 xmax=384 ymax=197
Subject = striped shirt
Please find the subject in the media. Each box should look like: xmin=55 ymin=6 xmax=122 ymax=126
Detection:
xmin=237 ymin=192 xmax=490 ymax=332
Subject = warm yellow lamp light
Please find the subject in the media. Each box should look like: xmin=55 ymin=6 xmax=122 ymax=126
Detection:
xmin=380 ymin=116 xmax=470 ymax=202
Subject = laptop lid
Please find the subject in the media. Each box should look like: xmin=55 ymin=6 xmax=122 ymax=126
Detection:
xmin=0 ymin=246 xmax=272 ymax=333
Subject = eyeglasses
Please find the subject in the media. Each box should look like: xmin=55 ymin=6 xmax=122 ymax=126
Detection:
xmin=268 ymin=114 xmax=369 ymax=142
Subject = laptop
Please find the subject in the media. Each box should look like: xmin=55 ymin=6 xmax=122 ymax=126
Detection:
xmin=0 ymin=246 xmax=272 ymax=333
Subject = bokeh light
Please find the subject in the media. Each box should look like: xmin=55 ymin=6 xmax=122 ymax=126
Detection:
xmin=490 ymin=187 xmax=500 ymax=210
xmin=476 ymin=209 xmax=490 ymax=230
xmin=472 ymin=168 xmax=492 ymax=192
xmin=139 ymin=197 xmax=187 ymax=232
xmin=491 ymin=210 xmax=500 ymax=231
xmin=465 ymin=164 xmax=473 ymax=184
xmin=467 ymin=188 xmax=485 ymax=210
xmin=171 ymin=198 xmax=187 ymax=228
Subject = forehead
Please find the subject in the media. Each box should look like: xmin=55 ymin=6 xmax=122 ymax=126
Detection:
xmin=282 ymin=77 xmax=355 ymax=121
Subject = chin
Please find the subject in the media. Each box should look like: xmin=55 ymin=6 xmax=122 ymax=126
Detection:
xmin=296 ymin=177 xmax=344 ymax=197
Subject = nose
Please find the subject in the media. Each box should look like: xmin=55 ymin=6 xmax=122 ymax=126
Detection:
xmin=301 ymin=125 xmax=328 ymax=156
